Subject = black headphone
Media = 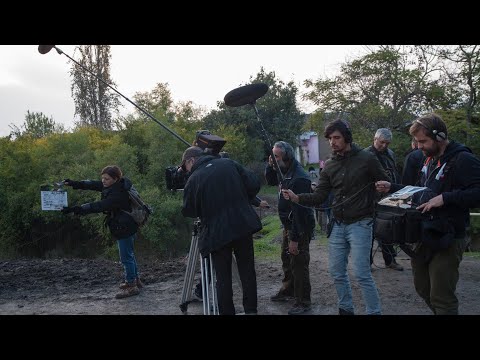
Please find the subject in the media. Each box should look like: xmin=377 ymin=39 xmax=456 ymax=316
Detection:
xmin=278 ymin=141 xmax=294 ymax=162
xmin=415 ymin=119 xmax=446 ymax=142
xmin=340 ymin=120 xmax=353 ymax=144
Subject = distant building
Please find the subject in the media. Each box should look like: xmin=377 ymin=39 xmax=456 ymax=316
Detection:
xmin=297 ymin=131 xmax=319 ymax=165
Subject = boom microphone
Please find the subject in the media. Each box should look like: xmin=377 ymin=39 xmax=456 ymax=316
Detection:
xmin=38 ymin=45 xmax=55 ymax=54
xmin=224 ymin=83 xmax=268 ymax=107
xmin=37 ymin=44 xmax=190 ymax=147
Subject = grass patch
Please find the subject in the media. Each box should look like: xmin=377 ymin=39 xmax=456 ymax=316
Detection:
xmin=465 ymin=251 xmax=480 ymax=259
xmin=254 ymin=215 xmax=282 ymax=259
xmin=258 ymin=185 xmax=279 ymax=196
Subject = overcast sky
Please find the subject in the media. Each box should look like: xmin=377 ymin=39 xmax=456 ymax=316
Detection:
xmin=0 ymin=45 xmax=368 ymax=137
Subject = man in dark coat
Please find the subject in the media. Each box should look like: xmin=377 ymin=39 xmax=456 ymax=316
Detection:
xmin=365 ymin=128 xmax=403 ymax=271
xmin=402 ymin=139 xmax=424 ymax=186
xmin=181 ymin=146 xmax=262 ymax=315
xmin=265 ymin=141 xmax=316 ymax=315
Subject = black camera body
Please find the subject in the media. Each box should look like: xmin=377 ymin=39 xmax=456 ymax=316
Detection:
xmin=165 ymin=130 xmax=227 ymax=191
xmin=165 ymin=166 xmax=189 ymax=191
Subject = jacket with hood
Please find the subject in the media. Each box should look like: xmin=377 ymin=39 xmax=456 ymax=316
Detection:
xmin=391 ymin=141 xmax=480 ymax=238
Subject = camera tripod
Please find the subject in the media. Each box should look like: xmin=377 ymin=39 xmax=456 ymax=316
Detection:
xmin=179 ymin=219 xmax=242 ymax=315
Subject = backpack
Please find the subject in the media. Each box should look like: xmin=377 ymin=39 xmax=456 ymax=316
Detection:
xmin=122 ymin=186 xmax=153 ymax=227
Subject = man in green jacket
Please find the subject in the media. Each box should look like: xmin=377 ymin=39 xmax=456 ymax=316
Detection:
xmin=283 ymin=119 xmax=389 ymax=315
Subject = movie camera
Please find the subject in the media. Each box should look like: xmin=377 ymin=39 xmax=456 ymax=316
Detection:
xmin=165 ymin=130 xmax=227 ymax=191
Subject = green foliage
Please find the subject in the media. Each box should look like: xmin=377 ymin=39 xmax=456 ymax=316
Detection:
xmin=253 ymin=215 xmax=281 ymax=259
xmin=303 ymin=46 xmax=449 ymax=132
xmin=204 ymin=67 xmax=306 ymax=160
xmin=258 ymin=185 xmax=279 ymax=196
xmin=9 ymin=111 xmax=65 ymax=139
xmin=140 ymin=189 xmax=192 ymax=257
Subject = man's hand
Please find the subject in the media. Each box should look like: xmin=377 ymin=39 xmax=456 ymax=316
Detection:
xmin=63 ymin=179 xmax=73 ymax=186
xmin=288 ymin=240 xmax=299 ymax=256
xmin=259 ymin=200 xmax=270 ymax=209
xmin=416 ymin=194 xmax=444 ymax=213
xmin=282 ymin=189 xmax=299 ymax=203
xmin=375 ymin=181 xmax=391 ymax=193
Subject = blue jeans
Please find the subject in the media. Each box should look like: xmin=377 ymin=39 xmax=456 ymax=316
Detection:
xmin=328 ymin=217 xmax=381 ymax=315
xmin=117 ymin=234 xmax=138 ymax=283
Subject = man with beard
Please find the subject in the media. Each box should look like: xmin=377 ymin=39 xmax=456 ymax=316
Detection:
xmin=376 ymin=113 xmax=480 ymax=315
xmin=282 ymin=120 xmax=389 ymax=315
xmin=265 ymin=141 xmax=316 ymax=315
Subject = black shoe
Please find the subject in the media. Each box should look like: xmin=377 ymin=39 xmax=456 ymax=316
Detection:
xmin=193 ymin=286 xmax=203 ymax=301
xmin=288 ymin=303 xmax=312 ymax=315
xmin=339 ymin=308 xmax=354 ymax=315
xmin=270 ymin=292 xmax=294 ymax=302
xmin=387 ymin=261 xmax=404 ymax=271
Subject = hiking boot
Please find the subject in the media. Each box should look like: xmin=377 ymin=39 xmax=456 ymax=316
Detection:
xmin=119 ymin=277 xmax=144 ymax=290
xmin=339 ymin=308 xmax=354 ymax=315
xmin=387 ymin=261 xmax=404 ymax=271
xmin=270 ymin=291 xmax=294 ymax=302
xmin=115 ymin=283 xmax=140 ymax=299
xmin=288 ymin=303 xmax=312 ymax=315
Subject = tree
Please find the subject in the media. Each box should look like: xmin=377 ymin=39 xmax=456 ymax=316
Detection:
xmin=9 ymin=111 xmax=64 ymax=139
xmin=303 ymin=46 xmax=450 ymax=131
xmin=437 ymin=45 xmax=480 ymax=140
xmin=203 ymin=67 xmax=306 ymax=159
xmin=70 ymin=45 xmax=121 ymax=130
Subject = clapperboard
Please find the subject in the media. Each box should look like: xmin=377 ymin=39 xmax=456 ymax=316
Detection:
xmin=41 ymin=190 xmax=68 ymax=211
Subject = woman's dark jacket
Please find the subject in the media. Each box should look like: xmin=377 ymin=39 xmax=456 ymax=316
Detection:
xmin=69 ymin=177 xmax=138 ymax=239
xmin=182 ymin=155 xmax=263 ymax=257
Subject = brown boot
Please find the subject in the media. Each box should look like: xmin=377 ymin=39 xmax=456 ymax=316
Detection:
xmin=115 ymin=283 xmax=140 ymax=299
xmin=119 ymin=277 xmax=144 ymax=290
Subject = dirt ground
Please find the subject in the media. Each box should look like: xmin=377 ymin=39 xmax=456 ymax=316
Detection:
xmin=1 ymin=194 xmax=479 ymax=315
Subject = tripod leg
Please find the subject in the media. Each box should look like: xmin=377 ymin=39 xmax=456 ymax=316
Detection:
xmin=209 ymin=253 xmax=218 ymax=314
xmin=179 ymin=231 xmax=200 ymax=313
xmin=200 ymin=256 xmax=211 ymax=315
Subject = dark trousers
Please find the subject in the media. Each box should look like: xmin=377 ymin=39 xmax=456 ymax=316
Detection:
xmin=211 ymin=234 xmax=257 ymax=315
xmin=411 ymin=236 xmax=466 ymax=315
xmin=370 ymin=238 xmax=396 ymax=266
xmin=280 ymin=229 xmax=311 ymax=306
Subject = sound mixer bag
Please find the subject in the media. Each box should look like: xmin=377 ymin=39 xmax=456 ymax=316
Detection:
xmin=374 ymin=205 xmax=425 ymax=245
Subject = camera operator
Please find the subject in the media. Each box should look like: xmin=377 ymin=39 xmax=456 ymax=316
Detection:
xmin=181 ymin=146 xmax=262 ymax=315
xmin=376 ymin=113 xmax=480 ymax=315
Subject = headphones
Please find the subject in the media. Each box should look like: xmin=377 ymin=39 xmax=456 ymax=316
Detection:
xmin=415 ymin=119 xmax=446 ymax=142
xmin=278 ymin=141 xmax=294 ymax=162
xmin=340 ymin=120 xmax=353 ymax=144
